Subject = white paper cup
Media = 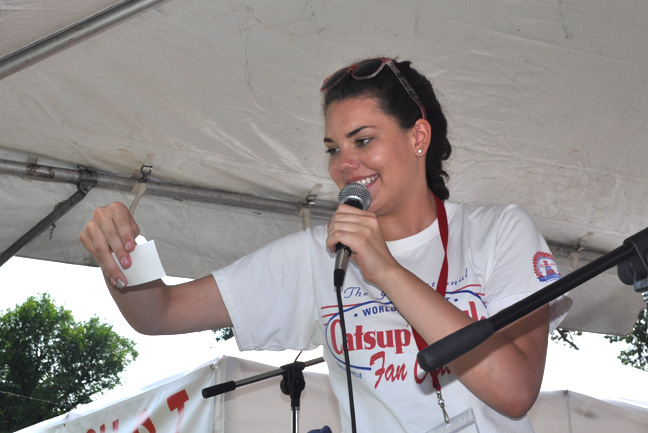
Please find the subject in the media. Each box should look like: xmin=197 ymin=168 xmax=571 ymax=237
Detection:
xmin=112 ymin=239 xmax=166 ymax=286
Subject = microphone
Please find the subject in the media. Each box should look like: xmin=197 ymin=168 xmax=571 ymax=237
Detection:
xmin=334 ymin=182 xmax=371 ymax=289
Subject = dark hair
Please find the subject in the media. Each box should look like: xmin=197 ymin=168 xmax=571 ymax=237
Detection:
xmin=322 ymin=59 xmax=452 ymax=200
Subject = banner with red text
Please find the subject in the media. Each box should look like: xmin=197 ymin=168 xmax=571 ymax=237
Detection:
xmin=39 ymin=362 xmax=216 ymax=433
xmin=23 ymin=356 xmax=341 ymax=433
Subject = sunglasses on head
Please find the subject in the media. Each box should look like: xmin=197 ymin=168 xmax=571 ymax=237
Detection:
xmin=320 ymin=57 xmax=427 ymax=120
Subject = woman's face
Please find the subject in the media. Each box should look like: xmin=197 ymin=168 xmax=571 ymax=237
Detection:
xmin=324 ymin=96 xmax=423 ymax=216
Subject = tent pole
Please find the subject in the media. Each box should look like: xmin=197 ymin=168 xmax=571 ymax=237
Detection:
xmin=0 ymin=158 xmax=606 ymax=260
xmin=0 ymin=170 xmax=97 ymax=268
xmin=0 ymin=0 xmax=171 ymax=80
xmin=0 ymin=158 xmax=336 ymax=220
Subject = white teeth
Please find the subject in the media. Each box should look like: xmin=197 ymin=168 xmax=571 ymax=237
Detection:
xmin=357 ymin=175 xmax=378 ymax=186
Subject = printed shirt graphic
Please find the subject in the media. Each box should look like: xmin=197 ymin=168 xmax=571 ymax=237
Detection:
xmin=533 ymin=252 xmax=561 ymax=282
xmin=214 ymin=202 xmax=570 ymax=433
xmin=321 ymin=268 xmax=486 ymax=389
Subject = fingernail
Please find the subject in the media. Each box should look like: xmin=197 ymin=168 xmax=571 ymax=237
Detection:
xmin=120 ymin=256 xmax=130 ymax=267
xmin=125 ymin=240 xmax=135 ymax=251
xmin=115 ymin=278 xmax=126 ymax=289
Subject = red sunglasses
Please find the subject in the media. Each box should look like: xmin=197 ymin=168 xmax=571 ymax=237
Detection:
xmin=320 ymin=57 xmax=427 ymax=120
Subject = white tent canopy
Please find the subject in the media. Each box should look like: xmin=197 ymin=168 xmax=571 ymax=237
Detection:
xmin=1 ymin=0 xmax=647 ymax=334
xmin=529 ymin=390 xmax=648 ymax=433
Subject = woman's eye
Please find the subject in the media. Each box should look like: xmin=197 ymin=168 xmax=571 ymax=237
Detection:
xmin=356 ymin=138 xmax=371 ymax=147
xmin=325 ymin=147 xmax=339 ymax=155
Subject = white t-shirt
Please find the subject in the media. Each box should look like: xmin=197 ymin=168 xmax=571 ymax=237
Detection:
xmin=214 ymin=201 xmax=572 ymax=433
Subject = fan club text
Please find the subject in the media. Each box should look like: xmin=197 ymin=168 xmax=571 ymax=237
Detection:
xmin=329 ymin=300 xmax=484 ymax=388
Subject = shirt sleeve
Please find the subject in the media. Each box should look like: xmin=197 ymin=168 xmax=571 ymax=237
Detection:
xmin=482 ymin=205 xmax=572 ymax=331
xmin=212 ymin=228 xmax=325 ymax=351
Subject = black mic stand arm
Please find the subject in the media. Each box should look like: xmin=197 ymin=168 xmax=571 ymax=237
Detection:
xmin=417 ymin=226 xmax=648 ymax=372
xmin=202 ymin=357 xmax=324 ymax=433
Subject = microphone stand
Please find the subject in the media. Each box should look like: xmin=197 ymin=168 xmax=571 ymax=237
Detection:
xmin=417 ymin=226 xmax=648 ymax=372
xmin=202 ymin=357 xmax=324 ymax=433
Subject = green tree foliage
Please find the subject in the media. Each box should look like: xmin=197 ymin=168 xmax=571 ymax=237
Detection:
xmin=605 ymin=309 xmax=648 ymax=371
xmin=551 ymin=309 xmax=648 ymax=372
xmin=0 ymin=294 xmax=138 ymax=432
xmin=213 ymin=327 xmax=234 ymax=342
xmin=551 ymin=328 xmax=582 ymax=350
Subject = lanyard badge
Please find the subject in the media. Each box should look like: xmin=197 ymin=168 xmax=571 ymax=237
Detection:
xmin=427 ymin=408 xmax=480 ymax=433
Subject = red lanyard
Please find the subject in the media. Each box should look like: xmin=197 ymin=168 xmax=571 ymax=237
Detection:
xmin=412 ymin=195 xmax=448 ymax=390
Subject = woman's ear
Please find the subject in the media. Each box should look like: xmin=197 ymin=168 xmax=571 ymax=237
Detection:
xmin=413 ymin=119 xmax=431 ymax=156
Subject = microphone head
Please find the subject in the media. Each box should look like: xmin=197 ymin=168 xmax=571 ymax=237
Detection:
xmin=338 ymin=182 xmax=371 ymax=210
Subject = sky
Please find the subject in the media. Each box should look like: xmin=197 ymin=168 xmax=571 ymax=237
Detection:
xmin=1 ymin=255 xmax=647 ymax=412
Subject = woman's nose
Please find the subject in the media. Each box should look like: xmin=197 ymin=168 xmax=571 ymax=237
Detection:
xmin=336 ymin=149 xmax=360 ymax=172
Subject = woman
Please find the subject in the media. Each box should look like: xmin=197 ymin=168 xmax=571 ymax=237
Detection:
xmin=80 ymin=57 xmax=570 ymax=432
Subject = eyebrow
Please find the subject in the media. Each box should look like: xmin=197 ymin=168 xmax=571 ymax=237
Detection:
xmin=323 ymin=125 xmax=372 ymax=143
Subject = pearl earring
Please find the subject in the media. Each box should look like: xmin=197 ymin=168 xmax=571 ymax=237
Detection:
xmin=417 ymin=149 xmax=423 ymax=154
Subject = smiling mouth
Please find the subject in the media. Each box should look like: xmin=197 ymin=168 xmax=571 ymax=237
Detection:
xmin=352 ymin=174 xmax=378 ymax=187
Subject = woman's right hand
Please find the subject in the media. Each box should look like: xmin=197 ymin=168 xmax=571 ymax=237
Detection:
xmin=79 ymin=202 xmax=140 ymax=289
